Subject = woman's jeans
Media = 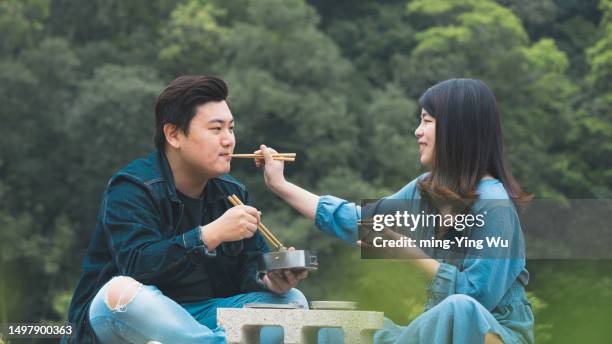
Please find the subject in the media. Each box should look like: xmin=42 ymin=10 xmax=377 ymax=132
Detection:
xmin=89 ymin=276 xmax=309 ymax=343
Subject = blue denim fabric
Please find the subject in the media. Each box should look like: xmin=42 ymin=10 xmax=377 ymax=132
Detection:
xmin=314 ymin=176 xmax=534 ymax=344
xmin=65 ymin=151 xmax=270 ymax=343
xmin=89 ymin=277 xmax=309 ymax=343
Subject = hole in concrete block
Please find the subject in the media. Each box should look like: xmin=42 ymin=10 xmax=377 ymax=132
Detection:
xmin=317 ymin=327 xmax=345 ymax=343
xmin=259 ymin=325 xmax=284 ymax=342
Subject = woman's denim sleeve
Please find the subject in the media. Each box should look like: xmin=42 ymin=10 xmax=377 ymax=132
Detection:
xmin=313 ymin=178 xmax=421 ymax=245
xmin=428 ymin=205 xmax=526 ymax=311
xmin=315 ymin=195 xmax=361 ymax=245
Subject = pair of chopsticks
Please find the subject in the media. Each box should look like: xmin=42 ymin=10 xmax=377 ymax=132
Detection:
xmin=230 ymin=153 xmax=296 ymax=162
xmin=227 ymin=194 xmax=285 ymax=250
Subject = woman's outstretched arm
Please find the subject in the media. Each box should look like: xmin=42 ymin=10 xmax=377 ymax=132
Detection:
xmin=256 ymin=144 xmax=360 ymax=243
xmin=257 ymin=144 xmax=440 ymax=277
xmin=255 ymin=145 xmax=319 ymax=220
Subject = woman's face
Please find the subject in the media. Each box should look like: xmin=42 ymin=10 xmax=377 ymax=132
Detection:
xmin=414 ymin=109 xmax=436 ymax=166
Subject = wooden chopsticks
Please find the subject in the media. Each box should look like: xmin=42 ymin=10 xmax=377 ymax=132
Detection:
xmin=229 ymin=153 xmax=296 ymax=162
xmin=227 ymin=194 xmax=285 ymax=250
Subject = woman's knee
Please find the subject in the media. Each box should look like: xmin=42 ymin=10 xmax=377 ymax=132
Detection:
xmin=104 ymin=276 xmax=142 ymax=311
xmin=441 ymin=294 xmax=479 ymax=308
xmin=436 ymin=294 xmax=483 ymax=317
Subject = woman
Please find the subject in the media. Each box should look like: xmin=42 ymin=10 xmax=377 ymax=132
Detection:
xmin=256 ymin=79 xmax=534 ymax=343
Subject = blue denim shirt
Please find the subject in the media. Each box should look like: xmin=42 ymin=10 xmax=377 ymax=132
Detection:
xmin=65 ymin=150 xmax=269 ymax=343
xmin=314 ymin=175 xmax=534 ymax=343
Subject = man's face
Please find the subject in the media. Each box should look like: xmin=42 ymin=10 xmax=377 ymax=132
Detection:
xmin=176 ymin=100 xmax=235 ymax=179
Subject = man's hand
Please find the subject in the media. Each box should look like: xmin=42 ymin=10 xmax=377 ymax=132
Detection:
xmin=262 ymin=268 xmax=308 ymax=294
xmin=202 ymin=205 xmax=260 ymax=250
xmin=261 ymin=247 xmax=308 ymax=293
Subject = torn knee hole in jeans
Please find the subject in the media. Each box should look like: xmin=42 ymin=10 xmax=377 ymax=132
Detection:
xmin=104 ymin=276 xmax=142 ymax=312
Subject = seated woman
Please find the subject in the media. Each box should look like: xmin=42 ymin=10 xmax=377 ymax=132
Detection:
xmin=256 ymin=79 xmax=534 ymax=344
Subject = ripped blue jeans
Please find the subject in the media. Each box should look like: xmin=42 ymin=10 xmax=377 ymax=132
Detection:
xmin=88 ymin=276 xmax=309 ymax=343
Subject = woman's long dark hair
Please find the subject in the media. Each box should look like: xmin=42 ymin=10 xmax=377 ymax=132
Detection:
xmin=416 ymin=79 xmax=531 ymax=214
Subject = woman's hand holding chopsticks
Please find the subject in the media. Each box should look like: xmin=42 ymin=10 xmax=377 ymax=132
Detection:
xmin=255 ymin=144 xmax=287 ymax=191
xmin=257 ymin=144 xmax=320 ymax=221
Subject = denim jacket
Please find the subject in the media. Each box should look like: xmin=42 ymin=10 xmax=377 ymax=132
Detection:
xmin=64 ymin=150 xmax=269 ymax=343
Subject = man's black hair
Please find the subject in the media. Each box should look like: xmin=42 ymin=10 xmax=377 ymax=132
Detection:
xmin=154 ymin=75 xmax=228 ymax=150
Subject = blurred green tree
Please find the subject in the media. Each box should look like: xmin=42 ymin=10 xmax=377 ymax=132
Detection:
xmin=387 ymin=0 xmax=578 ymax=199
xmin=65 ymin=65 xmax=163 ymax=231
xmin=0 ymin=1 xmax=609 ymax=342
xmin=563 ymin=0 xmax=612 ymax=197
xmin=0 ymin=0 xmax=49 ymax=55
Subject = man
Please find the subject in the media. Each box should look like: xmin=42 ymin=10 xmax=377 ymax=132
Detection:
xmin=64 ymin=76 xmax=308 ymax=343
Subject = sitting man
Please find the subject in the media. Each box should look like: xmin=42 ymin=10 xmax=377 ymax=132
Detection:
xmin=64 ymin=75 xmax=308 ymax=343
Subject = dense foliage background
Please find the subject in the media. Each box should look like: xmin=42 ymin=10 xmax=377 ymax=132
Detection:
xmin=1 ymin=0 xmax=611 ymax=342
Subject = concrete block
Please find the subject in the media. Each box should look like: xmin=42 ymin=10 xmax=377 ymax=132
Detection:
xmin=217 ymin=308 xmax=384 ymax=344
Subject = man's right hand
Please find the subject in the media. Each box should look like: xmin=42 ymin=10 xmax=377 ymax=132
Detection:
xmin=202 ymin=205 xmax=260 ymax=250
